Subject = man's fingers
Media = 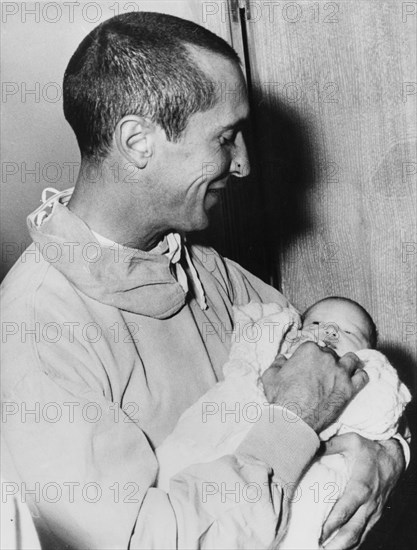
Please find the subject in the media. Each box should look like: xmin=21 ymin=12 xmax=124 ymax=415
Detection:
xmin=338 ymin=352 xmax=368 ymax=393
xmin=320 ymin=485 xmax=364 ymax=543
xmin=351 ymin=367 xmax=369 ymax=393
xmin=261 ymin=356 xmax=286 ymax=388
xmin=323 ymin=434 xmax=352 ymax=456
xmin=338 ymin=352 xmax=363 ymax=375
xmin=323 ymin=433 xmax=363 ymax=456
xmin=322 ymin=518 xmax=366 ymax=549
xmin=321 ymin=507 xmax=369 ymax=549
xmin=270 ymin=353 xmax=288 ymax=370
xmin=262 ymin=355 xmax=287 ymax=403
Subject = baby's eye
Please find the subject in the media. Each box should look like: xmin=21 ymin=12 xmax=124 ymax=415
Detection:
xmin=344 ymin=330 xmax=352 ymax=334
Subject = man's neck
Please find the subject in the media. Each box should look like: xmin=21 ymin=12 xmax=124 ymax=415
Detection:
xmin=67 ymin=162 xmax=167 ymax=251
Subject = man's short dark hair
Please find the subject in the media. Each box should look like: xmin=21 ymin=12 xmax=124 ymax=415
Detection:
xmin=63 ymin=11 xmax=241 ymax=160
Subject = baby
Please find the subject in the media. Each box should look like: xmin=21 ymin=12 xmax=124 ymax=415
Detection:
xmin=275 ymin=298 xmax=410 ymax=548
xmin=156 ymin=297 xmax=411 ymax=549
xmin=292 ymin=296 xmax=377 ymax=356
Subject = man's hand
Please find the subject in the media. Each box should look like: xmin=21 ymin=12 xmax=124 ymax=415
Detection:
xmin=320 ymin=433 xmax=405 ymax=549
xmin=261 ymin=342 xmax=368 ymax=432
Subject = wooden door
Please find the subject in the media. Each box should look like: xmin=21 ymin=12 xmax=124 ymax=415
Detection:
xmin=228 ymin=1 xmax=416 ymax=548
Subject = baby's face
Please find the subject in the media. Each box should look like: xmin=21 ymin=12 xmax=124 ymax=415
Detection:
xmin=301 ymin=299 xmax=372 ymax=356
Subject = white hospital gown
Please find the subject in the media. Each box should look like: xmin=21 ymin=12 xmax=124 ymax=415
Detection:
xmin=156 ymin=302 xmax=411 ymax=549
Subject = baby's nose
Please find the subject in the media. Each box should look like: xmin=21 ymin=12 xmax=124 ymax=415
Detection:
xmin=323 ymin=324 xmax=338 ymax=338
xmin=315 ymin=324 xmax=339 ymax=345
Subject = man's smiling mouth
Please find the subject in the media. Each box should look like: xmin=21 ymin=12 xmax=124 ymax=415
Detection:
xmin=207 ymin=177 xmax=229 ymax=193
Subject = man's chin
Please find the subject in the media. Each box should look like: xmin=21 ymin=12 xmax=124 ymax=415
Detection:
xmin=185 ymin=195 xmax=222 ymax=233
xmin=185 ymin=212 xmax=210 ymax=234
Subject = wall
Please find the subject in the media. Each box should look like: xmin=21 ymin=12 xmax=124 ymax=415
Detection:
xmin=241 ymin=2 xmax=416 ymax=547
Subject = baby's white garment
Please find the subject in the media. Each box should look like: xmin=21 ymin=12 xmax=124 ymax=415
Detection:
xmin=156 ymin=302 xmax=411 ymax=548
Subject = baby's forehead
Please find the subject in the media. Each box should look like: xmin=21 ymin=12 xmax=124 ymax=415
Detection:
xmin=304 ymin=298 xmax=367 ymax=324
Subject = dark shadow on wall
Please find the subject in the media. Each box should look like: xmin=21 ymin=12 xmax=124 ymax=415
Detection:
xmin=248 ymin=88 xmax=317 ymax=279
xmin=189 ymin=89 xmax=316 ymax=288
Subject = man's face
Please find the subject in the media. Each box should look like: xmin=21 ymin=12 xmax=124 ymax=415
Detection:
xmin=148 ymin=51 xmax=250 ymax=233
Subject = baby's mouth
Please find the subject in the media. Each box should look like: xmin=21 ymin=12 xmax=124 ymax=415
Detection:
xmin=320 ymin=340 xmax=341 ymax=357
xmin=322 ymin=338 xmax=335 ymax=347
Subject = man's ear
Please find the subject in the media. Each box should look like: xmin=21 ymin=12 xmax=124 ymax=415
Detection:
xmin=114 ymin=116 xmax=156 ymax=168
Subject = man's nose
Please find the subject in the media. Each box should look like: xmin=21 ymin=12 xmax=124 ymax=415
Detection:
xmin=230 ymin=132 xmax=250 ymax=177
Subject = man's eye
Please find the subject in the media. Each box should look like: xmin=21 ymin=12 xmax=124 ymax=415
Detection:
xmin=220 ymin=134 xmax=236 ymax=146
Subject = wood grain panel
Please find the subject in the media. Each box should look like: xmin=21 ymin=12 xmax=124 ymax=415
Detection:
xmin=242 ymin=0 xmax=416 ymax=361
xmin=241 ymin=2 xmax=416 ymax=547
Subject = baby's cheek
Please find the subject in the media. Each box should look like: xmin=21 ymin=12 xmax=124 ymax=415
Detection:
xmin=285 ymin=328 xmax=319 ymax=355
xmin=336 ymin=334 xmax=363 ymax=355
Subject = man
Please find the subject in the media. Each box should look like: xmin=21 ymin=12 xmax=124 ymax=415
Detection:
xmin=1 ymin=11 xmax=406 ymax=550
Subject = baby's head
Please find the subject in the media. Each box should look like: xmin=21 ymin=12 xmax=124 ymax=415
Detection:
xmin=301 ymin=297 xmax=377 ymax=356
